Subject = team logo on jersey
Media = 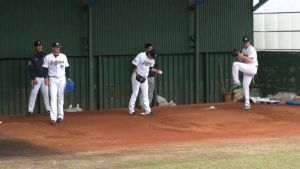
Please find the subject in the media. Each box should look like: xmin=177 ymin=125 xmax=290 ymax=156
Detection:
xmin=142 ymin=60 xmax=154 ymax=67
xmin=50 ymin=60 xmax=64 ymax=65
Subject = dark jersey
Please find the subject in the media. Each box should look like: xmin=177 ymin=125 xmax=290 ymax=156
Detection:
xmin=28 ymin=52 xmax=46 ymax=80
xmin=148 ymin=56 xmax=158 ymax=77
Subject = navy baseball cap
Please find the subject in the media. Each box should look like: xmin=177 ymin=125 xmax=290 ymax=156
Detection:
xmin=34 ymin=40 xmax=42 ymax=47
xmin=52 ymin=41 xmax=61 ymax=48
xmin=242 ymin=36 xmax=250 ymax=43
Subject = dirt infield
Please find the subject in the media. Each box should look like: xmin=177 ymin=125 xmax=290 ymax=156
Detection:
xmin=1 ymin=103 xmax=300 ymax=156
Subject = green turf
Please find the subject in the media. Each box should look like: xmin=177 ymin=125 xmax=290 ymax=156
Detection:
xmin=1 ymin=138 xmax=300 ymax=169
xmin=130 ymin=150 xmax=300 ymax=169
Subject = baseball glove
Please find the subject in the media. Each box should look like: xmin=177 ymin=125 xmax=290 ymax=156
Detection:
xmin=136 ymin=74 xmax=146 ymax=83
xmin=233 ymin=49 xmax=244 ymax=62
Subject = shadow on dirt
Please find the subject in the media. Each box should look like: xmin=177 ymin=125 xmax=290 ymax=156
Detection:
xmin=0 ymin=137 xmax=62 ymax=157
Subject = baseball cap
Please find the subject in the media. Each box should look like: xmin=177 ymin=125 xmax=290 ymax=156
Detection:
xmin=52 ymin=41 xmax=61 ymax=48
xmin=242 ymin=36 xmax=250 ymax=43
xmin=34 ymin=40 xmax=42 ymax=47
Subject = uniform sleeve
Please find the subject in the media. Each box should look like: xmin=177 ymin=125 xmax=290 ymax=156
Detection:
xmin=43 ymin=56 xmax=49 ymax=68
xmin=28 ymin=57 xmax=35 ymax=80
xmin=132 ymin=54 xmax=140 ymax=66
xmin=64 ymin=55 xmax=70 ymax=67
xmin=151 ymin=59 xmax=155 ymax=67
xmin=248 ymin=48 xmax=257 ymax=59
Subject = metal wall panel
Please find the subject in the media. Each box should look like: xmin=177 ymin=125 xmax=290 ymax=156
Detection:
xmin=257 ymin=51 xmax=300 ymax=96
xmin=202 ymin=52 xmax=233 ymax=102
xmin=0 ymin=58 xmax=30 ymax=116
xmin=0 ymin=56 xmax=89 ymax=116
xmin=93 ymin=52 xmax=233 ymax=111
xmin=156 ymin=53 xmax=196 ymax=104
xmin=92 ymin=0 xmax=190 ymax=55
xmin=65 ymin=56 xmax=89 ymax=110
xmin=0 ymin=0 xmax=253 ymax=57
xmin=94 ymin=55 xmax=133 ymax=109
xmin=0 ymin=52 xmax=234 ymax=116
xmin=197 ymin=0 xmax=253 ymax=52
xmin=94 ymin=53 xmax=196 ymax=109
xmin=0 ymin=0 xmax=254 ymax=116
xmin=0 ymin=0 xmax=85 ymax=59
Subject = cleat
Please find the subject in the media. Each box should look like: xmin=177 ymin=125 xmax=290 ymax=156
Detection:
xmin=242 ymin=106 xmax=251 ymax=110
xmin=230 ymin=83 xmax=241 ymax=91
xmin=141 ymin=112 xmax=154 ymax=116
xmin=129 ymin=112 xmax=136 ymax=116
xmin=50 ymin=120 xmax=56 ymax=125
xmin=46 ymin=110 xmax=50 ymax=115
xmin=57 ymin=118 xmax=63 ymax=123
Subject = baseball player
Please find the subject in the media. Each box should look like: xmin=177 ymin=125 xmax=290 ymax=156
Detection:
xmin=139 ymin=45 xmax=160 ymax=108
xmin=231 ymin=36 xmax=258 ymax=110
xmin=129 ymin=43 xmax=161 ymax=116
xmin=43 ymin=42 xmax=70 ymax=125
xmin=27 ymin=40 xmax=51 ymax=116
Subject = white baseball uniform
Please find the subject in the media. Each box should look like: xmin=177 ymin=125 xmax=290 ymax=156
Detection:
xmin=232 ymin=45 xmax=258 ymax=107
xmin=43 ymin=53 xmax=69 ymax=121
xmin=28 ymin=77 xmax=50 ymax=113
xmin=27 ymin=52 xmax=50 ymax=113
xmin=129 ymin=52 xmax=155 ymax=114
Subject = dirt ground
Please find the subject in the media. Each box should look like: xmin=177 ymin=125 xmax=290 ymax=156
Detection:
xmin=1 ymin=102 xmax=300 ymax=158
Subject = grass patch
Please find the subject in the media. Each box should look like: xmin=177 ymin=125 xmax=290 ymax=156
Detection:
xmin=131 ymin=150 xmax=300 ymax=169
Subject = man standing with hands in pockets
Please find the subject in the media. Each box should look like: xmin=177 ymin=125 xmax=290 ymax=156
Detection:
xmin=27 ymin=40 xmax=51 ymax=116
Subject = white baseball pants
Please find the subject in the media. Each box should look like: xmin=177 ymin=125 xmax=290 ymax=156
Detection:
xmin=129 ymin=73 xmax=151 ymax=114
xmin=232 ymin=62 xmax=257 ymax=107
xmin=49 ymin=76 xmax=66 ymax=121
xmin=28 ymin=77 xmax=50 ymax=113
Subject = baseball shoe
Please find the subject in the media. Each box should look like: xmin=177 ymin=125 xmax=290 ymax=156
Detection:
xmin=26 ymin=112 xmax=33 ymax=117
xmin=242 ymin=106 xmax=251 ymax=110
xmin=230 ymin=83 xmax=241 ymax=91
xmin=50 ymin=120 xmax=56 ymax=125
xmin=129 ymin=112 xmax=136 ymax=116
xmin=46 ymin=110 xmax=50 ymax=115
xmin=141 ymin=112 xmax=154 ymax=116
xmin=57 ymin=118 xmax=63 ymax=123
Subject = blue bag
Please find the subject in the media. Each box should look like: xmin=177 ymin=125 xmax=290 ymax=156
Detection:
xmin=66 ymin=79 xmax=75 ymax=93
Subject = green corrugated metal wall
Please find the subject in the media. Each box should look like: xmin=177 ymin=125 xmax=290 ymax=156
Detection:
xmin=0 ymin=0 xmax=85 ymax=58
xmin=83 ymin=52 xmax=233 ymax=109
xmin=0 ymin=52 xmax=233 ymax=115
xmin=0 ymin=58 xmax=29 ymax=116
xmin=257 ymin=52 xmax=300 ymax=96
xmin=0 ymin=56 xmax=89 ymax=116
xmin=0 ymin=0 xmax=253 ymax=116
xmin=92 ymin=0 xmax=190 ymax=55
xmin=0 ymin=0 xmax=253 ymax=57
xmin=197 ymin=0 xmax=253 ymax=52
